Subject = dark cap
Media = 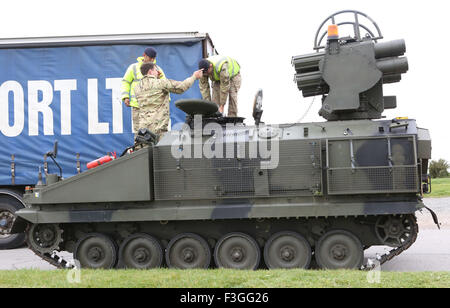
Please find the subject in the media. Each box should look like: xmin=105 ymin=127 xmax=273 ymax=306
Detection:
xmin=198 ymin=59 xmax=210 ymax=72
xmin=144 ymin=47 xmax=157 ymax=58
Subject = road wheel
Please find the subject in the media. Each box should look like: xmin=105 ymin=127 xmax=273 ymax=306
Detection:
xmin=166 ymin=233 xmax=211 ymax=269
xmin=74 ymin=233 xmax=118 ymax=269
xmin=0 ymin=201 xmax=26 ymax=250
xmin=214 ymin=232 xmax=260 ymax=270
xmin=264 ymin=231 xmax=312 ymax=269
xmin=315 ymin=230 xmax=363 ymax=269
xmin=119 ymin=233 xmax=163 ymax=269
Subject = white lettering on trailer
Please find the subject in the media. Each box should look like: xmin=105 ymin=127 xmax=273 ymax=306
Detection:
xmin=54 ymin=79 xmax=77 ymax=135
xmin=1 ymin=78 xmax=126 ymax=137
xmin=87 ymin=78 xmax=109 ymax=135
xmin=0 ymin=80 xmax=25 ymax=137
xmin=28 ymin=80 xmax=54 ymax=136
xmin=106 ymin=78 xmax=123 ymax=134
xmin=0 ymin=81 xmax=25 ymax=137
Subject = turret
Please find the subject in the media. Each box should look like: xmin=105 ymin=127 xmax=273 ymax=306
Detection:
xmin=292 ymin=10 xmax=408 ymax=121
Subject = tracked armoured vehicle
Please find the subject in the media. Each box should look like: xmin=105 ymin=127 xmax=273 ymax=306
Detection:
xmin=11 ymin=11 xmax=438 ymax=270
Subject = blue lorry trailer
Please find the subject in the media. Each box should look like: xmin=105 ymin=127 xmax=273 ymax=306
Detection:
xmin=0 ymin=32 xmax=217 ymax=249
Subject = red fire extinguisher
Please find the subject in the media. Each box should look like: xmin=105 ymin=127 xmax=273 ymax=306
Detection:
xmin=87 ymin=152 xmax=117 ymax=169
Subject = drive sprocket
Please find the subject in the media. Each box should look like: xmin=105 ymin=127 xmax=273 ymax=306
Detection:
xmin=27 ymin=223 xmax=63 ymax=254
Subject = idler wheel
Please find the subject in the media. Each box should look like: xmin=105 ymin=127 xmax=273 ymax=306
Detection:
xmin=375 ymin=214 xmax=416 ymax=247
xmin=214 ymin=232 xmax=260 ymax=270
xmin=74 ymin=233 xmax=118 ymax=269
xmin=264 ymin=231 xmax=312 ymax=269
xmin=119 ymin=233 xmax=163 ymax=269
xmin=315 ymin=230 xmax=363 ymax=270
xmin=166 ymin=233 xmax=211 ymax=269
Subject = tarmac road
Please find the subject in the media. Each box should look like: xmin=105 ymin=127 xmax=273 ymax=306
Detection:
xmin=0 ymin=198 xmax=448 ymax=272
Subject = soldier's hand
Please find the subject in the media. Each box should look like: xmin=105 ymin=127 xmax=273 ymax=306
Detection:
xmin=123 ymin=98 xmax=130 ymax=107
xmin=193 ymin=69 xmax=203 ymax=80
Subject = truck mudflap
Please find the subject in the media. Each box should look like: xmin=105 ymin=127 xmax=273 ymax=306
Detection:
xmin=10 ymin=216 xmax=29 ymax=234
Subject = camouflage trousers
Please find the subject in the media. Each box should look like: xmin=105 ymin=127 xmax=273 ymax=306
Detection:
xmin=212 ymin=72 xmax=241 ymax=117
xmin=132 ymin=107 xmax=140 ymax=133
xmin=137 ymin=107 xmax=169 ymax=138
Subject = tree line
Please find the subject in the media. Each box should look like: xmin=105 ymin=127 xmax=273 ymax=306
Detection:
xmin=430 ymin=159 xmax=449 ymax=178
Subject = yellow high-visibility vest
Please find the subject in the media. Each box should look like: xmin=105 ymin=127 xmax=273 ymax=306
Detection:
xmin=120 ymin=57 xmax=166 ymax=108
xmin=207 ymin=55 xmax=240 ymax=81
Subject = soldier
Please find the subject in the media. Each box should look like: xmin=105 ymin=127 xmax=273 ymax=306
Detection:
xmin=134 ymin=62 xmax=203 ymax=137
xmin=121 ymin=47 xmax=166 ymax=132
xmin=198 ymin=56 xmax=241 ymax=117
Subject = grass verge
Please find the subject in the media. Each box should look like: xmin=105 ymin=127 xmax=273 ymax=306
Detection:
xmin=0 ymin=269 xmax=449 ymax=288
xmin=428 ymin=177 xmax=450 ymax=198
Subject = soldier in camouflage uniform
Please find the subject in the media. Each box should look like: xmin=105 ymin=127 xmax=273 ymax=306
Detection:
xmin=134 ymin=62 xmax=203 ymax=137
xmin=121 ymin=47 xmax=166 ymax=132
xmin=198 ymin=56 xmax=241 ymax=117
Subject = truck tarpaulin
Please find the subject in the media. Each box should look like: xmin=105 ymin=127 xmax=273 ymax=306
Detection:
xmin=0 ymin=40 xmax=205 ymax=185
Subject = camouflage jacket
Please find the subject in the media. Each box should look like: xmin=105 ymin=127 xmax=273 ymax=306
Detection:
xmin=121 ymin=57 xmax=166 ymax=108
xmin=199 ymin=62 xmax=231 ymax=106
xmin=134 ymin=75 xmax=196 ymax=134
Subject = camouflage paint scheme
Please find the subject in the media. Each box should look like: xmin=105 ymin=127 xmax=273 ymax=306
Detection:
xmin=15 ymin=118 xmax=429 ymax=225
xmin=11 ymin=117 xmax=430 ymax=260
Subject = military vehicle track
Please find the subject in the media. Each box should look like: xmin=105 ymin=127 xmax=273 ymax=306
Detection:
xmin=26 ymin=214 xmax=418 ymax=270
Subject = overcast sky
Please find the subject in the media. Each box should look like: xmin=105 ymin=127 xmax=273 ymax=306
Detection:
xmin=2 ymin=0 xmax=449 ymax=162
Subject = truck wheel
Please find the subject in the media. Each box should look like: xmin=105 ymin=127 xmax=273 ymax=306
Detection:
xmin=0 ymin=201 xmax=26 ymax=250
